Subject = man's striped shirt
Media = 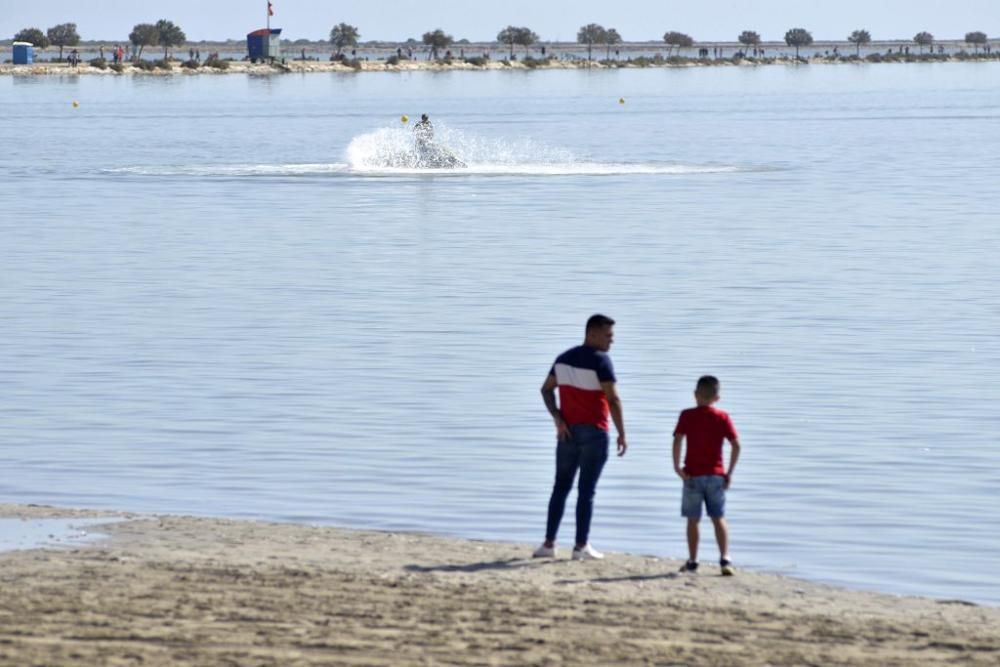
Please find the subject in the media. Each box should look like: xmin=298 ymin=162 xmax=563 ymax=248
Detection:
xmin=549 ymin=345 xmax=616 ymax=431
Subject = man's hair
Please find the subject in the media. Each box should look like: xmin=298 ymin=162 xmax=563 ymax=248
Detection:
xmin=585 ymin=314 xmax=615 ymax=333
xmin=696 ymin=375 xmax=720 ymax=397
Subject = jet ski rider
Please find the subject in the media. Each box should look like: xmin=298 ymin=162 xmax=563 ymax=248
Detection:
xmin=414 ymin=113 xmax=434 ymax=147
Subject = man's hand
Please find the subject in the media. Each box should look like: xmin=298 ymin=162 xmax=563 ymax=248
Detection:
xmin=616 ymin=434 xmax=627 ymax=457
xmin=555 ymin=417 xmax=571 ymax=440
xmin=675 ymin=466 xmax=689 ymax=481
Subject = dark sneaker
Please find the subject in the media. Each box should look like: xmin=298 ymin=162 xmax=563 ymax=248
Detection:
xmin=680 ymin=560 xmax=699 ymax=572
xmin=720 ymin=558 xmax=735 ymax=576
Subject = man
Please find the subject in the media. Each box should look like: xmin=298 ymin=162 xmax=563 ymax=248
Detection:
xmin=413 ymin=113 xmax=434 ymax=146
xmin=534 ymin=314 xmax=627 ymax=560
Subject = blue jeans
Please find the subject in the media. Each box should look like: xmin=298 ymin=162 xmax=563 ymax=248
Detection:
xmin=545 ymin=424 xmax=610 ymax=546
xmin=681 ymin=475 xmax=727 ymax=519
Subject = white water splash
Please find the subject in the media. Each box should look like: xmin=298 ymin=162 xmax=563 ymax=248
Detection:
xmin=103 ymin=125 xmax=750 ymax=178
xmin=344 ymin=125 xmax=743 ymax=176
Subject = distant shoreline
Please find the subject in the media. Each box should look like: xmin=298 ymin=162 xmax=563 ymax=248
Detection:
xmin=3 ymin=51 xmax=1000 ymax=76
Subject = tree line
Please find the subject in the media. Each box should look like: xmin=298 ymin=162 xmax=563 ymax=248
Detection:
xmin=321 ymin=22 xmax=994 ymax=61
xmin=12 ymin=20 xmax=995 ymax=62
xmin=14 ymin=20 xmax=186 ymax=60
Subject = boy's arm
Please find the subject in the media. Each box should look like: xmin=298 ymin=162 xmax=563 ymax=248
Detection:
xmin=725 ymin=437 xmax=741 ymax=489
xmin=672 ymin=434 xmax=688 ymax=480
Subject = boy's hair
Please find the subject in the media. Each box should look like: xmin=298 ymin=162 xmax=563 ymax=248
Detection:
xmin=585 ymin=313 xmax=615 ymax=333
xmin=695 ymin=375 xmax=720 ymax=398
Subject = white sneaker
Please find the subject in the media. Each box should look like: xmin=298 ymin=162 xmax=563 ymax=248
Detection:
xmin=532 ymin=544 xmax=557 ymax=558
xmin=571 ymin=544 xmax=604 ymax=561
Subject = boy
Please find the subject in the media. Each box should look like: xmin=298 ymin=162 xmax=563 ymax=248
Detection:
xmin=672 ymin=375 xmax=741 ymax=575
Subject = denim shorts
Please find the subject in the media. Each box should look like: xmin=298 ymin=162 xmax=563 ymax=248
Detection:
xmin=681 ymin=475 xmax=726 ymax=519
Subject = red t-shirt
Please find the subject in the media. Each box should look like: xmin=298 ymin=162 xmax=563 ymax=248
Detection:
xmin=673 ymin=406 xmax=738 ymax=477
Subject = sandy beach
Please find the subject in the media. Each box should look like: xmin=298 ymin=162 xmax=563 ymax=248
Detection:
xmin=1 ymin=504 xmax=998 ymax=666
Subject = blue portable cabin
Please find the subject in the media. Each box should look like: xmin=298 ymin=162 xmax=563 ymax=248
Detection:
xmin=13 ymin=42 xmax=34 ymax=65
xmin=247 ymin=28 xmax=282 ymax=63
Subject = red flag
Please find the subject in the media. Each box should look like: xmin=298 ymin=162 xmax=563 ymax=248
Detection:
xmin=268 ymin=1 xmax=274 ymax=16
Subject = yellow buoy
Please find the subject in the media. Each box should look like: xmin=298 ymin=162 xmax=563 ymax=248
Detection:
xmin=401 ymin=114 xmax=409 ymax=123
xmin=618 ymin=97 xmax=625 ymax=105
xmin=72 ymin=100 xmax=80 ymax=108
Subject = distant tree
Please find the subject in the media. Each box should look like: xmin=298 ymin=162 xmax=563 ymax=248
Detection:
xmin=847 ymin=29 xmax=871 ymax=56
xmin=515 ymin=27 xmax=539 ymax=57
xmin=605 ymin=28 xmax=622 ymax=59
xmin=577 ymin=23 xmax=606 ymax=61
xmin=155 ymin=19 xmax=185 ymax=60
xmin=662 ymin=31 xmax=694 ymax=56
xmin=13 ymin=27 xmax=50 ymax=49
xmin=497 ymin=26 xmax=538 ymax=59
xmin=422 ymin=29 xmax=453 ymax=59
xmin=965 ymin=31 xmax=988 ymax=52
xmin=47 ymin=23 xmax=80 ymax=61
xmin=497 ymin=26 xmax=518 ymax=59
xmin=738 ymin=30 xmax=761 ymax=53
xmin=129 ymin=23 xmax=159 ymax=60
xmin=330 ymin=23 xmax=360 ymax=55
xmin=784 ymin=28 xmax=813 ymax=58
xmin=913 ymin=31 xmax=934 ymax=53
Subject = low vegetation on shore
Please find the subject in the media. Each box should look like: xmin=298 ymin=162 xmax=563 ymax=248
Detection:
xmin=4 ymin=19 xmax=996 ymax=75
xmin=3 ymin=48 xmax=999 ymax=77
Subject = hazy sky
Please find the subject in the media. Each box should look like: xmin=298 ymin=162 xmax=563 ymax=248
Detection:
xmin=5 ymin=0 xmax=998 ymax=43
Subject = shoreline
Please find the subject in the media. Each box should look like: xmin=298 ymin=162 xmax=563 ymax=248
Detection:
xmin=3 ymin=53 xmax=1000 ymax=76
xmin=1 ymin=503 xmax=998 ymax=665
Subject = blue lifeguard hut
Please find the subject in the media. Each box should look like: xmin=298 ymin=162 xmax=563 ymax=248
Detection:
xmin=13 ymin=42 xmax=35 ymax=65
xmin=247 ymin=28 xmax=282 ymax=63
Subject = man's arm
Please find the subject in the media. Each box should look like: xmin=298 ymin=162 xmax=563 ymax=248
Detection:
xmin=601 ymin=381 xmax=627 ymax=456
xmin=540 ymin=374 xmax=569 ymax=440
xmin=724 ymin=438 xmax=741 ymax=489
xmin=672 ymin=434 xmax=688 ymax=480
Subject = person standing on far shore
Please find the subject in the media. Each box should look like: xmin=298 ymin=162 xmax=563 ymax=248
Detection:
xmin=673 ymin=375 xmax=741 ymax=575
xmin=533 ymin=314 xmax=627 ymax=561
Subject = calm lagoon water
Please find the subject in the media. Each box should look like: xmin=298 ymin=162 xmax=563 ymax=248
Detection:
xmin=2 ymin=64 xmax=999 ymax=604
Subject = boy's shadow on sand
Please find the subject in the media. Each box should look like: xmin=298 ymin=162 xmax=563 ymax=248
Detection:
xmin=404 ymin=560 xmax=683 ymax=584
xmin=405 ymin=558 xmax=561 ymax=574
xmin=554 ymin=573 xmax=680 ymax=585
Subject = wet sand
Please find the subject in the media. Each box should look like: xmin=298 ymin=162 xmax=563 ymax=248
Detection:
xmin=1 ymin=503 xmax=998 ymax=666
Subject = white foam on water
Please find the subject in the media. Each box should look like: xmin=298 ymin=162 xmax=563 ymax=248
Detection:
xmin=103 ymin=163 xmax=351 ymax=177
xmin=105 ymin=160 xmax=743 ymax=178
xmin=349 ymin=162 xmax=743 ymax=176
xmin=102 ymin=126 xmax=750 ymax=178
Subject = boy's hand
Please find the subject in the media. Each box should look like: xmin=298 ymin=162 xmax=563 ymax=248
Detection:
xmin=723 ymin=473 xmax=732 ymax=490
xmin=616 ymin=434 xmax=627 ymax=457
